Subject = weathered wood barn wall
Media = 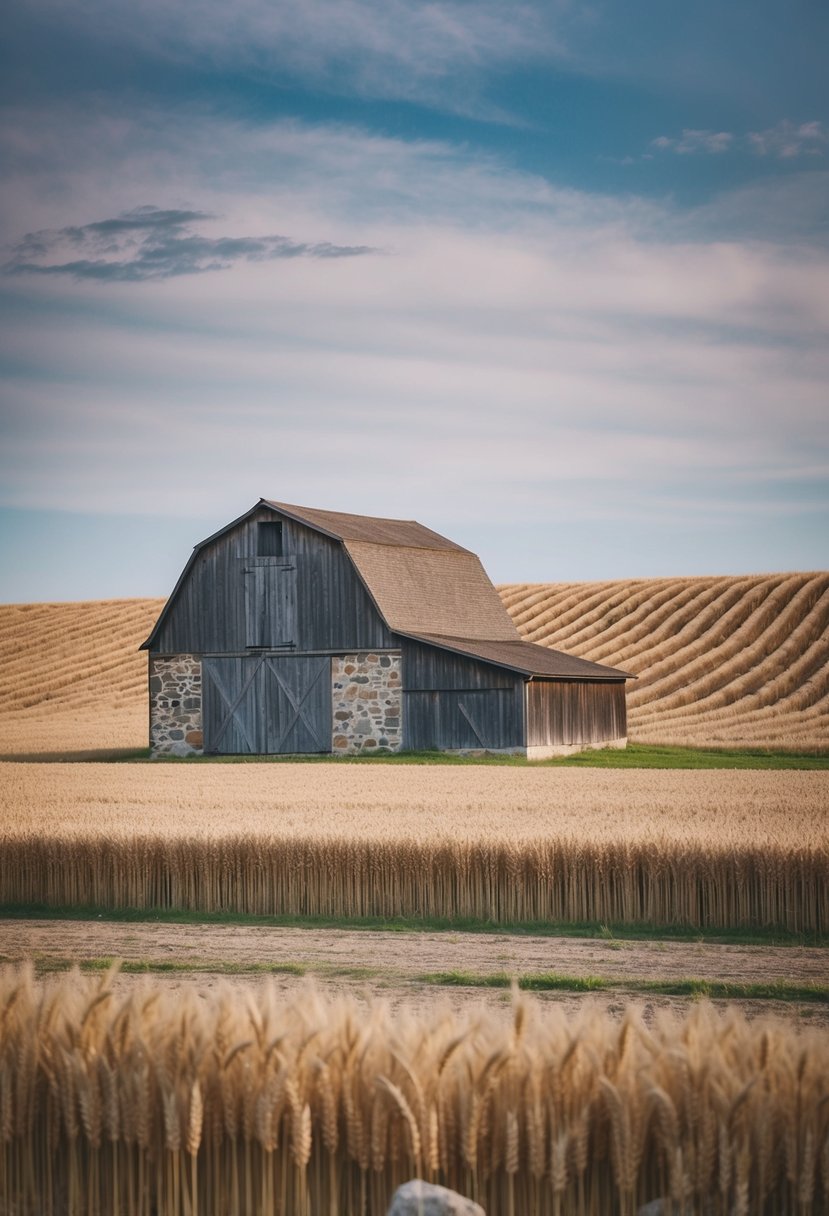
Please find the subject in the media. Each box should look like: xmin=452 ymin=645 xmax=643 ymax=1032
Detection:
xmin=142 ymin=500 xmax=632 ymax=758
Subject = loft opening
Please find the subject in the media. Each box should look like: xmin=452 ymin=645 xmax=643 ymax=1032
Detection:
xmin=258 ymin=521 xmax=283 ymax=556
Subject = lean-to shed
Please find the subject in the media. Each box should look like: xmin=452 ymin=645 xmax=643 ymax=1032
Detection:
xmin=141 ymin=500 xmax=633 ymax=757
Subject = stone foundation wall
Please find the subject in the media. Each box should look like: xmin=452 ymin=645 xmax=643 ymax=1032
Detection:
xmin=149 ymin=655 xmax=203 ymax=757
xmin=332 ymin=653 xmax=402 ymax=754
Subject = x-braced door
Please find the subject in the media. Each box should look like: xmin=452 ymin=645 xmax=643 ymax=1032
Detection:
xmin=203 ymin=655 xmax=331 ymax=754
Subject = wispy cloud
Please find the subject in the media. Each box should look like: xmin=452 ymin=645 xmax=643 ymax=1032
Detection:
xmin=10 ymin=0 xmax=566 ymax=122
xmin=747 ymin=120 xmax=828 ymax=159
xmin=3 ymin=205 xmax=376 ymax=281
xmin=651 ymin=129 xmax=734 ymax=155
xmin=650 ymin=120 xmax=827 ymax=160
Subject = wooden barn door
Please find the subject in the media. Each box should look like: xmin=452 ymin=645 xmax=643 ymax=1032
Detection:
xmin=262 ymin=657 xmax=330 ymax=754
xmin=203 ymin=656 xmax=330 ymax=754
xmin=243 ymin=558 xmax=296 ymax=648
xmin=203 ymin=656 xmax=264 ymax=754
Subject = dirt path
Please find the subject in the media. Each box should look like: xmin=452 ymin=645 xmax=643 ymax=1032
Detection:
xmin=3 ymin=917 xmax=827 ymax=991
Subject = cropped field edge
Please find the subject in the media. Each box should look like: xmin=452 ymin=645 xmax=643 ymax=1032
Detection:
xmin=2 ymin=744 xmax=827 ymax=765
xmin=2 ymin=904 xmax=825 ymax=947
xmin=10 ymin=955 xmax=828 ymax=1003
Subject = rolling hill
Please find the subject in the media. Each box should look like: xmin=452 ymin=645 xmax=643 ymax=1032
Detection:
xmin=0 ymin=572 xmax=826 ymax=755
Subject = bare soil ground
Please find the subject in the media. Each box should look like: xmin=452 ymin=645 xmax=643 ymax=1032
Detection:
xmin=3 ymin=918 xmax=827 ymax=1025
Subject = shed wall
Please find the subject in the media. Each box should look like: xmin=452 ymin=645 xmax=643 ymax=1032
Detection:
xmin=151 ymin=506 xmax=394 ymax=654
xmin=401 ymin=638 xmax=525 ymax=751
xmin=525 ymin=679 xmax=626 ymax=747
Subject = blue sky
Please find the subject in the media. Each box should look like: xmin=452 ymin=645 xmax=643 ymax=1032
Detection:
xmin=1 ymin=0 xmax=827 ymax=601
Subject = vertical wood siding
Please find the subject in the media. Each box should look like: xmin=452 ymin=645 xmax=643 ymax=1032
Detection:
xmin=401 ymin=637 xmax=524 ymax=750
xmin=152 ymin=507 xmax=394 ymax=654
xmin=203 ymin=655 xmax=331 ymax=754
xmin=525 ymin=679 xmax=626 ymax=747
xmin=401 ymin=639 xmax=518 ymax=690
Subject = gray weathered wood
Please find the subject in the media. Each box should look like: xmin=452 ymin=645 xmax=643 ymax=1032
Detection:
xmin=203 ymin=655 xmax=331 ymax=753
xmin=153 ymin=505 xmax=394 ymax=654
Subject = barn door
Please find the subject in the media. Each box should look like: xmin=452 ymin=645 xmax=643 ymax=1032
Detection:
xmin=244 ymin=558 xmax=296 ymax=648
xmin=203 ymin=655 xmax=331 ymax=754
xmin=262 ymin=657 xmax=330 ymax=754
xmin=203 ymin=656 xmax=264 ymax=754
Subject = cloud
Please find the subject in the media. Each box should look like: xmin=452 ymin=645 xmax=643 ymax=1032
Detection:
xmin=651 ymin=129 xmax=734 ymax=155
xmin=0 ymin=109 xmax=826 ymax=583
xmin=747 ymin=120 xmax=828 ymax=159
xmin=3 ymin=205 xmax=376 ymax=281
xmin=8 ymin=0 xmax=566 ymax=123
xmin=650 ymin=121 xmax=827 ymax=160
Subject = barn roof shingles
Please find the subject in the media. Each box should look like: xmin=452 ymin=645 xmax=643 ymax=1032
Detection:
xmin=268 ymin=501 xmax=631 ymax=681
xmin=144 ymin=499 xmax=632 ymax=680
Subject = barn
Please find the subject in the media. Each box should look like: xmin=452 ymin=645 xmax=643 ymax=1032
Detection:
xmin=141 ymin=500 xmax=633 ymax=758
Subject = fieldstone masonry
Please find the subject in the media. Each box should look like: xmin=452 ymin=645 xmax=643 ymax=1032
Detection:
xmin=331 ymin=652 xmax=402 ymax=754
xmin=149 ymin=655 xmax=203 ymax=757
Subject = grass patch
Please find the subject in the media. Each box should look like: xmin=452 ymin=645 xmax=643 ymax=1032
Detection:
xmin=2 ymin=903 xmax=824 ymax=947
xmin=137 ymin=744 xmax=829 ymax=769
xmin=417 ymin=971 xmax=829 ymax=1003
xmin=18 ymin=958 xmax=826 ymax=1003
xmin=20 ymin=955 xmax=388 ymax=982
xmin=553 ymin=744 xmax=829 ymax=770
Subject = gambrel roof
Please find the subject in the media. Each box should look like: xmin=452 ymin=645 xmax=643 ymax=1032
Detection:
xmin=268 ymin=500 xmax=518 ymax=643
xmin=142 ymin=498 xmax=633 ymax=680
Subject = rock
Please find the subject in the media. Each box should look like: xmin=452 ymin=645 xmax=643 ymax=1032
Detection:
xmin=387 ymin=1179 xmax=485 ymax=1216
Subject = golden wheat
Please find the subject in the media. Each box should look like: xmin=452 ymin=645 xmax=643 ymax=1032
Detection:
xmin=2 ymin=765 xmax=826 ymax=929
xmin=502 ymin=572 xmax=829 ymax=752
xmin=0 ymin=599 xmax=160 ymax=756
xmin=1 ymin=966 xmax=827 ymax=1215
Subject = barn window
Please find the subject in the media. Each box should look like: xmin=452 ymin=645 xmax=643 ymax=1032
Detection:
xmin=258 ymin=522 xmax=283 ymax=556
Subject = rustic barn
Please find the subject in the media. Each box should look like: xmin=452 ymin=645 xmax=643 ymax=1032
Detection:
xmin=141 ymin=500 xmax=633 ymax=757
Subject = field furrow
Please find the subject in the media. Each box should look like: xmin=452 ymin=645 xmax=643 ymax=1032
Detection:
xmin=0 ymin=572 xmax=826 ymax=752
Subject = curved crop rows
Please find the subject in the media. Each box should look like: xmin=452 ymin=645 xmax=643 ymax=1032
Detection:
xmin=0 ymin=573 xmax=826 ymax=753
xmin=500 ymin=572 xmax=829 ymax=751
xmin=0 ymin=599 xmax=162 ymax=755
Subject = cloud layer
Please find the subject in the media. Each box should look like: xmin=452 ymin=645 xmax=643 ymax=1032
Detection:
xmin=4 ymin=205 xmax=376 ymax=281
xmin=0 ymin=0 xmax=827 ymax=591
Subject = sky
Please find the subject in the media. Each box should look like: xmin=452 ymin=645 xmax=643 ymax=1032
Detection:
xmin=0 ymin=0 xmax=827 ymax=601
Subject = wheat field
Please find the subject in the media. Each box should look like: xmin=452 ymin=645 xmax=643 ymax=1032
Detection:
xmin=0 ymin=599 xmax=158 ymax=756
xmin=502 ymin=572 xmax=829 ymax=752
xmin=0 ymin=572 xmax=827 ymax=755
xmin=2 ymin=767 xmax=826 ymax=930
xmin=2 ymin=965 xmax=827 ymax=1216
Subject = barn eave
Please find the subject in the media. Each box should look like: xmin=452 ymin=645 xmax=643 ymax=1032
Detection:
xmin=398 ymin=631 xmax=635 ymax=682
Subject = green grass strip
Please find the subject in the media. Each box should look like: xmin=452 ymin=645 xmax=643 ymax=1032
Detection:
xmin=135 ymin=743 xmax=829 ymax=769
xmin=8 ymin=744 xmax=823 ymax=767
xmin=2 ymin=903 xmax=824 ymax=948
xmin=17 ymin=955 xmax=827 ymax=1004
xmin=416 ymin=971 xmax=829 ymax=1003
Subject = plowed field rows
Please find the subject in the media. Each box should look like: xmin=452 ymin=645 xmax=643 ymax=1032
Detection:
xmin=0 ymin=572 xmax=826 ymax=753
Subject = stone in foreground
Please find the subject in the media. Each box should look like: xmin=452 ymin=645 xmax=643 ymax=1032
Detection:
xmin=388 ymin=1179 xmax=486 ymax=1216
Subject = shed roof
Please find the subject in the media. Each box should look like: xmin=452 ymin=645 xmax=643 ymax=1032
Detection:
xmin=405 ymin=632 xmax=634 ymax=681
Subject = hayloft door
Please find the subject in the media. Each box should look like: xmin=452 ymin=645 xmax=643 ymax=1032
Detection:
xmin=244 ymin=557 xmax=296 ymax=648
